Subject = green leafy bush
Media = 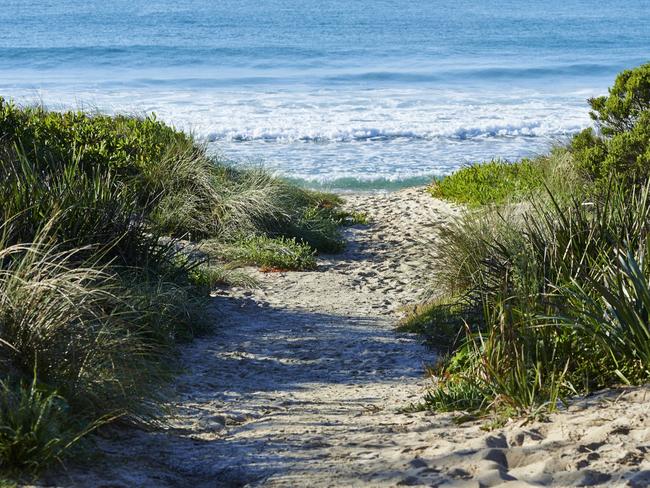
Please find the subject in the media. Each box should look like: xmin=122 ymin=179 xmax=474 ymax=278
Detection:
xmin=429 ymin=148 xmax=579 ymax=207
xmin=399 ymin=298 xmax=478 ymax=351
xmin=0 ymin=99 xmax=190 ymax=186
xmin=429 ymin=159 xmax=544 ymax=206
xmin=559 ymin=246 xmax=650 ymax=384
xmin=571 ymin=62 xmax=650 ymax=184
xmin=0 ymin=151 xmax=141 ymax=258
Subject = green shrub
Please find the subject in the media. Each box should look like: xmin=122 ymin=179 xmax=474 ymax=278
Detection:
xmin=414 ymin=64 xmax=650 ymax=418
xmin=188 ymin=264 xmax=257 ymax=290
xmin=0 ymin=99 xmax=190 ymax=190
xmin=0 ymin=99 xmax=348 ymax=251
xmin=423 ymin=375 xmax=487 ymax=413
xmin=429 ymin=148 xmax=579 ymax=207
xmin=571 ymin=63 xmax=650 ymax=184
xmin=589 ymin=63 xmax=650 ymax=136
xmin=429 ymin=158 xmax=544 ymax=206
xmin=0 ymin=150 xmax=141 ymax=257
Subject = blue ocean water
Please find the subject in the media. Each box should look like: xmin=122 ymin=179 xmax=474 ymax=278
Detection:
xmin=1 ymin=1 xmax=649 ymax=189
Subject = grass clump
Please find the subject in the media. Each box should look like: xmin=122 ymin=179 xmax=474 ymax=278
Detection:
xmin=203 ymin=235 xmax=317 ymax=271
xmin=0 ymin=377 xmax=93 ymax=476
xmin=415 ymin=63 xmax=650 ymax=419
xmin=417 ymin=182 xmax=650 ymax=417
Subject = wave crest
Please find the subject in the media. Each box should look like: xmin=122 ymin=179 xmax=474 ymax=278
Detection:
xmin=203 ymin=122 xmax=581 ymax=143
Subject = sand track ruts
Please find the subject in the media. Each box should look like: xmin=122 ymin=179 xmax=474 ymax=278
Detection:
xmin=42 ymin=188 xmax=649 ymax=488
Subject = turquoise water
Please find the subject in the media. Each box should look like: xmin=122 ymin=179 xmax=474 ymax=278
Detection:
xmin=1 ymin=1 xmax=649 ymax=188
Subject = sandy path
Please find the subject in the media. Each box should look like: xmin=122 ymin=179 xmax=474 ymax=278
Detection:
xmin=45 ymin=188 xmax=650 ymax=487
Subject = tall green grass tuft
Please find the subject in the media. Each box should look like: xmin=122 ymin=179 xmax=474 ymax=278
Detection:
xmin=0 ymin=377 xmax=94 ymax=476
xmin=0 ymin=230 xmax=192 ymax=421
xmin=417 ymin=178 xmax=650 ymax=417
xmin=417 ymin=64 xmax=650 ymax=418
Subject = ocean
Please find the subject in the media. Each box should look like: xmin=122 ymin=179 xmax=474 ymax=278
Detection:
xmin=1 ymin=0 xmax=649 ymax=189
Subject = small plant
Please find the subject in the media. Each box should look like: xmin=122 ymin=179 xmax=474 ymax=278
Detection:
xmin=205 ymin=235 xmax=317 ymax=271
xmin=0 ymin=377 xmax=92 ymax=476
xmin=188 ymin=264 xmax=257 ymax=290
xmin=423 ymin=376 xmax=487 ymax=413
xmin=398 ymin=298 xmax=479 ymax=351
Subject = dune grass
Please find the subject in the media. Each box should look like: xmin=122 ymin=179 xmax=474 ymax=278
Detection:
xmin=413 ymin=64 xmax=650 ymax=419
xmin=413 ymin=178 xmax=650 ymax=418
xmin=0 ymin=376 xmax=97 ymax=476
xmin=0 ymin=98 xmax=350 ymax=478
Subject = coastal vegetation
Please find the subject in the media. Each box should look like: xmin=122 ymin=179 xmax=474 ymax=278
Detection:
xmin=427 ymin=147 xmax=579 ymax=207
xmin=408 ymin=62 xmax=650 ymax=419
xmin=0 ymin=99 xmax=348 ymax=477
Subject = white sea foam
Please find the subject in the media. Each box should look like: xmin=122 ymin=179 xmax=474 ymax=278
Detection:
xmin=3 ymin=85 xmax=595 ymax=188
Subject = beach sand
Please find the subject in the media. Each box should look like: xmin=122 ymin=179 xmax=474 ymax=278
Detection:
xmin=42 ymin=188 xmax=650 ymax=487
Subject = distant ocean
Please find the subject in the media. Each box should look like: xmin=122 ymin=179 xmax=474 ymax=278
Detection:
xmin=1 ymin=1 xmax=649 ymax=189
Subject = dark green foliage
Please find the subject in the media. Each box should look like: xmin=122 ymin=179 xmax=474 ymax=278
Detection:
xmin=571 ymin=63 xmax=650 ymax=184
xmin=0 ymin=377 xmax=90 ymax=475
xmin=588 ymin=63 xmax=650 ymax=136
xmin=0 ymin=151 xmax=143 ymax=261
xmin=423 ymin=376 xmax=487 ymax=413
xmin=0 ymin=99 xmax=190 ymax=192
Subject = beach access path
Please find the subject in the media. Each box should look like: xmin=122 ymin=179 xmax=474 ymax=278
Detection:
xmin=48 ymin=188 xmax=650 ymax=488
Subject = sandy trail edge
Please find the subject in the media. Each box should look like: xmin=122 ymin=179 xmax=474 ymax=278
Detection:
xmin=40 ymin=188 xmax=649 ymax=487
